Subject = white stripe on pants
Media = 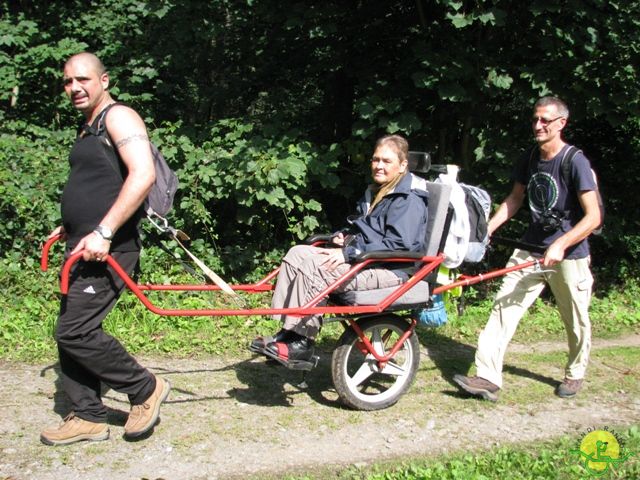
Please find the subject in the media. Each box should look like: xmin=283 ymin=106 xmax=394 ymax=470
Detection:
xmin=475 ymin=249 xmax=593 ymax=388
xmin=271 ymin=245 xmax=404 ymax=339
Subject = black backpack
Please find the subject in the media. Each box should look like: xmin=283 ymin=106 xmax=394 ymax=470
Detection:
xmin=89 ymin=103 xmax=178 ymax=219
xmin=528 ymin=145 xmax=604 ymax=235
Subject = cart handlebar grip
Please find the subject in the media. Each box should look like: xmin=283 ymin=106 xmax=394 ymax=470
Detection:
xmin=60 ymin=251 xmax=84 ymax=293
xmin=60 ymin=252 xmax=122 ymax=294
xmin=40 ymin=234 xmax=64 ymax=272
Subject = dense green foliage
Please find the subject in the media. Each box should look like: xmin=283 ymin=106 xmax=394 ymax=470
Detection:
xmin=1 ymin=0 xmax=639 ymax=290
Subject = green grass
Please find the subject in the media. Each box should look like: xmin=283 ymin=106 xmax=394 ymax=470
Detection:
xmin=437 ymin=279 xmax=640 ymax=345
xmin=0 ymin=258 xmax=638 ymax=362
xmin=277 ymin=426 xmax=639 ymax=480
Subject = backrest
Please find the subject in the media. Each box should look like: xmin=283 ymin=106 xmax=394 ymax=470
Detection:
xmin=424 ymin=181 xmax=452 ymax=256
xmin=407 ymin=151 xmax=452 ymax=257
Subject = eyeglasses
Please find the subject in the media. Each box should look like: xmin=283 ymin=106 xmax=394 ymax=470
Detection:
xmin=532 ymin=116 xmax=564 ymax=126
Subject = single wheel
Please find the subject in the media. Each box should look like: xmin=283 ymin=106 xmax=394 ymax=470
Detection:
xmin=331 ymin=315 xmax=420 ymax=411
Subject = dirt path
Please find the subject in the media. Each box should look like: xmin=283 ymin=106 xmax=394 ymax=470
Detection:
xmin=1 ymin=334 xmax=639 ymax=480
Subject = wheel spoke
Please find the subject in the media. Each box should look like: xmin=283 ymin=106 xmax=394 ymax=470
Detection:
xmin=347 ymin=358 xmax=376 ymax=388
xmin=379 ymin=359 xmax=407 ymax=377
xmin=370 ymin=328 xmax=387 ymax=356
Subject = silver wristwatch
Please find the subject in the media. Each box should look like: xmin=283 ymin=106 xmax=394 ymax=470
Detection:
xmin=93 ymin=225 xmax=113 ymax=241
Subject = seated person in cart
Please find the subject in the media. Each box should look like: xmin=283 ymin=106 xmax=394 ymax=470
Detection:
xmin=251 ymin=134 xmax=429 ymax=363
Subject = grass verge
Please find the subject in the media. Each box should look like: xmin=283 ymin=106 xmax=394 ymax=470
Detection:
xmin=280 ymin=425 xmax=639 ymax=480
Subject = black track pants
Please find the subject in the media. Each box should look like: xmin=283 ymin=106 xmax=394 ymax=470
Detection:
xmin=55 ymin=251 xmax=155 ymax=423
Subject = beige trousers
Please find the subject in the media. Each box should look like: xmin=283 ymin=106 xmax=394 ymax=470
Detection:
xmin=271 ymin=245 xmax=403 ymax=339
xmin=475 ymin=249 xmax=593 ymax=388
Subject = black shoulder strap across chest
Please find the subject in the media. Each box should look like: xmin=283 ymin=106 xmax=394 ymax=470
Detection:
xmin=559 ymin=145 xmax=581 ymax=190
xmin=80 ymin=102 xmax=126 ymax=178
xmin=80 ymin=102 xmax=123 ymax=139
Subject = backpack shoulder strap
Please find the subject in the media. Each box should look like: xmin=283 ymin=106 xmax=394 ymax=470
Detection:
xmin=560 ymin=145 xmax=581 ymax=189
xmin=81 ymin=102 xmax=126 ymax=179
xmin=526 ymin=145 xmax=538 ymax=181
xmin=95 ymin=102 xmax=125 ymax=137
xmin=81 ymin=102 xmax=122 ymax=138
xmin=527 ymin=145 xmax=537 ymax=167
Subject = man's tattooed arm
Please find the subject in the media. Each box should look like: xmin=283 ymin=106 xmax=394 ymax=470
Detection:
xmin=115 ymin=134 xmax=149 ymax=148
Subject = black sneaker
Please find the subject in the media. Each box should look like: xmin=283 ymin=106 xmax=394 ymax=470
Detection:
xmin=265 ymin=333 xmax=315 ymax=362
xmin=249 ymin=329 xmax=294 ymax=353
xmin=453 ymin=374 xmax=500 ymax=402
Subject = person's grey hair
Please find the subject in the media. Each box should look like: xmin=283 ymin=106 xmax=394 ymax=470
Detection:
xmin=534 ymin=96 xmax=569 ymax=119
xmin=374 ymin=134 xmax=409 ymax=165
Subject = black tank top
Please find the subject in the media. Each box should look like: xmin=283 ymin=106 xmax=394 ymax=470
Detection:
xmin=61 ymin=118 xmax=141 ymax=252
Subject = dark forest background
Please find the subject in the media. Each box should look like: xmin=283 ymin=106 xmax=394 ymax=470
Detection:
xmin=1 ymin=0 xmax=638 ymax=286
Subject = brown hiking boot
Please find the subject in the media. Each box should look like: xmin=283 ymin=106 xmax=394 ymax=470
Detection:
xmin=555 ymin=377 xmax=583 ymax=398
xmin=40 ymin=413 xmax=109 ymax=446
xmin=453 ymin=374 xmax=500 ymax=402
xmin=124 ymin=376 xmax=171 ymax=438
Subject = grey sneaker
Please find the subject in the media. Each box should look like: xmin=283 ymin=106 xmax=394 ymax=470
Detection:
xmin=453 ymin=374 xmax=500 ymax=402
xmin=555 ymin=378 xmax=583 ymax=398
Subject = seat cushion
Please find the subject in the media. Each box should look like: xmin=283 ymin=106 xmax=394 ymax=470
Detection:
xmin=335 ymin=280 xmax=429 ymax=306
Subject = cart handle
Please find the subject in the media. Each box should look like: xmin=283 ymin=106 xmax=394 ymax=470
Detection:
xmin=60 ymin=252 xmax=125 ymax=294
xmin=432 ymin=259 xmax=539 ymax=294
xmin=40 ymin=234 xmax=64 ymax=272
xmin=491 ymin=236 xmax=546 ymax=254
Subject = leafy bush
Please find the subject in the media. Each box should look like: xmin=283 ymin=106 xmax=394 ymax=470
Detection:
xmin=2 ymin=0 xmax=640 ymax=285
xmin=0 ymin=121 xmax=72 ymax=259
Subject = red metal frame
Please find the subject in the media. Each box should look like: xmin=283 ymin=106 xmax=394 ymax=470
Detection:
xmin=40 ymin=237 xmax=538 ymax=366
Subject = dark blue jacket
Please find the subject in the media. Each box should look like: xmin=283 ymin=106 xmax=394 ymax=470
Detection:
xmin=343 ymin=173 xmax=429 ymax=262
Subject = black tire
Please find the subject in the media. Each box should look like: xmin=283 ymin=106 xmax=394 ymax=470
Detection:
xmin=331 ymin=315 xmax=420 ymax=411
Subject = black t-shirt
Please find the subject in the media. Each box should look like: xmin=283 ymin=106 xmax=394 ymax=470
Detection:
xmin=512 ymin=145 xmax=597 ymax=259
xmin=61 ymin=123 xmax=141 ymax=252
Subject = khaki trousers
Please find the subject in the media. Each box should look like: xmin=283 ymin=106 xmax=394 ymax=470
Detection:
xmin=475 ymin=249 xmax=593 ymax=388
xmin=271 ymin=245 xmax=403 ymax=339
